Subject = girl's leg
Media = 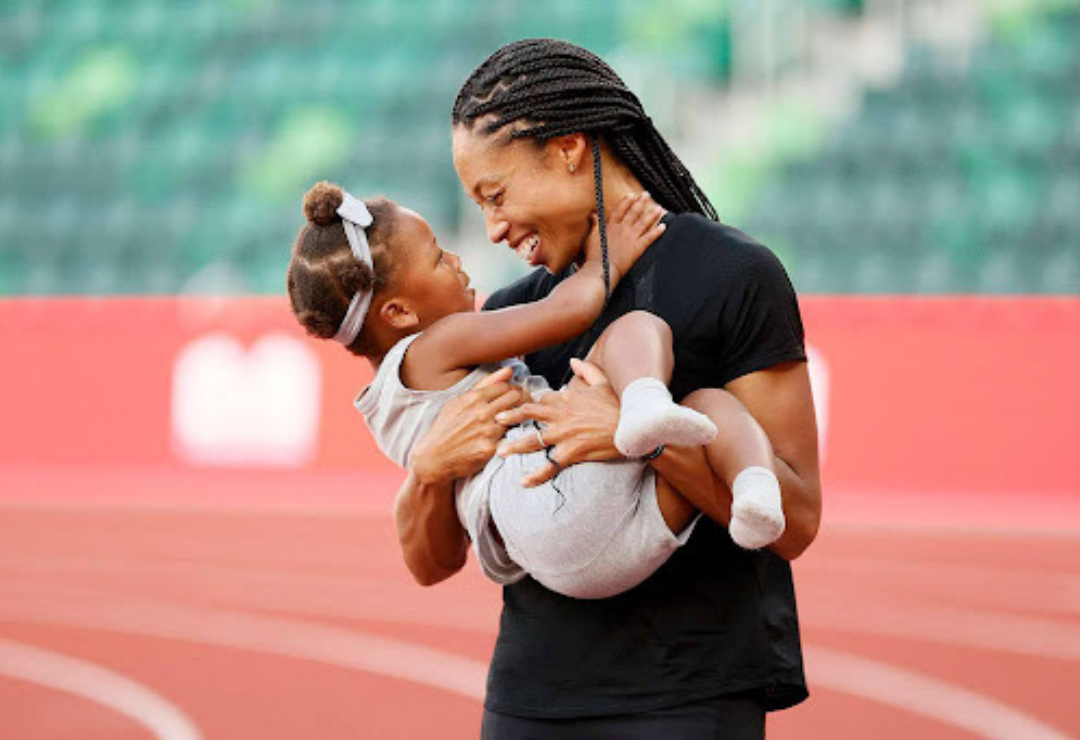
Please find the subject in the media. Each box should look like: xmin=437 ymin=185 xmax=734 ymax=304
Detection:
xmin=584 ymin=310 xmax=674 ymax=395
xmin=681 ymin=388 xmax=785 ymax=549
xmin=651 ymin=476 xmax=698 ymax=535
xmin=584 ymin=311 xmax=716 ymax=457
xmin=579 ymin=310 xmax=783 ymax=548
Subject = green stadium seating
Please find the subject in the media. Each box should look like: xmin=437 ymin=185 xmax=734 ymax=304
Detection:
xmin=1 ymin=1 xmax=1073 ymax=295
xmin=745 ymin=5 xmax=1080 ymax=294
xmin=11 ymin=0 xmax=725 ymax=294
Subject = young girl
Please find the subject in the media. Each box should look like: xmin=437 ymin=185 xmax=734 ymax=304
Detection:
xmin=287 ymin=181 xmax=784 ymax=598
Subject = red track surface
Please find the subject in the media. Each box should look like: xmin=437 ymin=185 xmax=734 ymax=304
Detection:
xmin=0 ymin=472 xmax=1078 ymax=739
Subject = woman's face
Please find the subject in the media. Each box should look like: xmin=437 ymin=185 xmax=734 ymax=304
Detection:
xmin=452 ymin=126 xmax=595 ymax=275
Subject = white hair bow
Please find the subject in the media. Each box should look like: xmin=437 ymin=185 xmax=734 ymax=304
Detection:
xmin=332 ymin=191 xmax=375 ymax=346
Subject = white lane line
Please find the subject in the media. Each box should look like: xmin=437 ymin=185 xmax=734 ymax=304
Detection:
xmin=5 ymin=556 xmax=1080 ymax=664
xmin=1 ymin=587 xmax=1072 ymax=738
xmin=801 ymin=560 xmax=1080 ymax=616
xmin=804 ymin=591 xmax=1080 ymax=661
xmin=6 ymin=555 xmax=1080 ymax=664
xmin=808 ymin=647 xmax=1073 ymax=740
xmin=0 ymin=591 xmax=487 ymax=700
xmin=0 ymin=557 xmax=502 ymax=633
xmin=0 ymin=637 xmax=203 ymax=740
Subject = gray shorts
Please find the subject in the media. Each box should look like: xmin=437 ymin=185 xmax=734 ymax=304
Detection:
xmin=459 ymin=421 xmax=698 ymax=599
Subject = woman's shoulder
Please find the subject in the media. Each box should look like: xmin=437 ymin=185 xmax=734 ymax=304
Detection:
xmin=664 ymin=212 xmax=770 ymax=256
xmin=653 ymin=212 xmax=792 ymax=288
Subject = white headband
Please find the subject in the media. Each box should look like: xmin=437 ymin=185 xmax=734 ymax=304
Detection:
xmin=332 ymin=191 xmax=375 ymax=346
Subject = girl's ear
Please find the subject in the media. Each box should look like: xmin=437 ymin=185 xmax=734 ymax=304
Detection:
xmin=547 ymin=133 xmax=588 ymax=174
xmin=379 ymin=297 xmax=420 ymax=331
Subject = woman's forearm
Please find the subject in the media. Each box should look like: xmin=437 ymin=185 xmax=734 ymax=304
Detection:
xmin=725 ymin=362 xmax=822 ymax=561
xmin=389 ymin=369 xmax=524 ymax=584
xmin=649 ymin=444 xmax=730 ymax=524
xmin=651 ymin=445 xmax=819 ymax=560
xmin=765 ymin=455 xmax=820 ymax=560
xmin=394 ymin=471 xmax=469 ymax=586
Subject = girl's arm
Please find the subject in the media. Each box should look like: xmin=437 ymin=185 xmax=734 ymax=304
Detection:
xmin=409 ymin=194 xmax=664 ymax=377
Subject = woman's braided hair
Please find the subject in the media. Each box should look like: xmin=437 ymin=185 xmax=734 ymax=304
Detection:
xmin=452 ymin=38 xmax=718 ymax=221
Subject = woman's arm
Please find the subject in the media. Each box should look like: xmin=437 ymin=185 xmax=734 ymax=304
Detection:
xmin=394 ymin=472 xmax=468 ymax=586
xmin=409 ymin=195 xmax=664 ymax=376
xmin=393 ymin=367 xmax=527 ymax=585
xmin=647 ymin=362 xmax=821 ymax=559
xmin=725 ymin=361 xmax=821 ymax=560
xmin=494 ymin=360 xmax=822 ymax=561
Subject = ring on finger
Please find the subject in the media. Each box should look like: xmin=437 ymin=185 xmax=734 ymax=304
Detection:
xmin=534 ymin=426 xmax=547 ymax=448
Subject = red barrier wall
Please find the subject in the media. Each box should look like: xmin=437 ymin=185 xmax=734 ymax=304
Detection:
xmin=2 ymin=297 xmax=1076 ymax=508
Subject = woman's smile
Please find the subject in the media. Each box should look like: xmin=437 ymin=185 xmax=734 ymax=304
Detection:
xmin=513 ymin=234 xmax=542 ymax=266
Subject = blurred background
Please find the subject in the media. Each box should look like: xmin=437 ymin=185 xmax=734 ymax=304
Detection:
xmin=2 ymin=0 xmax=1078 ymax=295
xmin=1 ymin=0 xmax=1078 ymax=738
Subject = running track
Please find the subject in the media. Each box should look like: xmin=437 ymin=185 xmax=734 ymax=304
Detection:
xmin=0 ymin=469 xmax=1077 ymax=739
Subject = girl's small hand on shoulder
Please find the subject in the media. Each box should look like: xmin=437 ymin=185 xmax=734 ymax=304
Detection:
xmin=604 ymin=192 xmax=666 ymax=280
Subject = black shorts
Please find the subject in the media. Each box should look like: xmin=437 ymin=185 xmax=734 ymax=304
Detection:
xmin=480 ymin=696 xmax=766 ymax=740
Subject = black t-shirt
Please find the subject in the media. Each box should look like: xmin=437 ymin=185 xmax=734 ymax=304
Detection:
xmin=481 ymin=212 xmax=809 ymax=718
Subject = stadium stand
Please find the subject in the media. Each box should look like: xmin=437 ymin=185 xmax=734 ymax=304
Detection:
xmin=744 ymin=3 xmax=1080 ymax=294
xmin=0 ymin=0 xmax=1073 ymax=295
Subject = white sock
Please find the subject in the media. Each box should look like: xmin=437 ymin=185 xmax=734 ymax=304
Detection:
xmin=615 ymin=377 xmax=718 ymax=458
xmin=728 ymin=466 xmax=785 ymax=550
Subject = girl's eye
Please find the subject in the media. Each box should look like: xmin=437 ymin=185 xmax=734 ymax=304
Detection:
xmin=486 ymin=191 xmax=504 ymax=207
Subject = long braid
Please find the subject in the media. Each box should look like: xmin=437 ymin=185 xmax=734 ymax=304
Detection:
xmin=591 ymin=133 xmax=611 ymax=305
xmin=453 ymin=38 xmax=718 ymax=221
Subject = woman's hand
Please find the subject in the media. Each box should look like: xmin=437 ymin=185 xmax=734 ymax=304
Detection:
xmin=411 ymin=367 xmax=529 ymax=486
xmin=493 ymin=359 xmax=623 ymax=487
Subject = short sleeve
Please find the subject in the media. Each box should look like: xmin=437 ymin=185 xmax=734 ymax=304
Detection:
xmin=718 ymin=244 xmax=806 ymax=384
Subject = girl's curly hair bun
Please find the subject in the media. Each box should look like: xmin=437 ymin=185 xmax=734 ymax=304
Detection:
xmin=303 ymin=181 xmax=344 ymax=226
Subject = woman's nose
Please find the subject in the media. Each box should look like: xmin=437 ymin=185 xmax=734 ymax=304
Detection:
xmin=485 ymin=211 xmax=510 ymax=244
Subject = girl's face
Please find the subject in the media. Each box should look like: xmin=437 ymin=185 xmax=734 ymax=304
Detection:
xmin=452 ymin=126 xmax=595 ymax=275
xmin=388 ymin=207 xmax=476 ymax=330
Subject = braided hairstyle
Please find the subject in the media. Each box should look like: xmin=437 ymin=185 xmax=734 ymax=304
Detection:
xmin=286 ymin=181 xmax=401 ymax=356
xmin=452 ymin=38 xmax=718 ymax=221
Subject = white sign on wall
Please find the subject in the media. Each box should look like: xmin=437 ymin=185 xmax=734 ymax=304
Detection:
xmin=171 ymin=332 xmax=321 ymax=467
xmin=806 ymin=343 xmax=830 ymax=464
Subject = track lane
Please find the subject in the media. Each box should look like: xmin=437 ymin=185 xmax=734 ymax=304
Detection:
xmin=1 ymin=503 xmax=1077 ymax=738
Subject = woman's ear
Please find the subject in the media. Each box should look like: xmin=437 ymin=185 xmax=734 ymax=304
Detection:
xmin=379 ymin=297 xmax=420 ymax=331
xmin=548 ymin=133 xmax=588 ymax=175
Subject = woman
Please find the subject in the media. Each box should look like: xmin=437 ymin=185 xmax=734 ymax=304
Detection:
xmin=394 ymin=39 xmax=821 ymax=738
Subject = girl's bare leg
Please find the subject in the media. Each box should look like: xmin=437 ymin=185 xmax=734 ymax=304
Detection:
xmin=583 ymin=311 xmax=717 ymax=457
xmin=682 ymin=388 xmax=785 ymax=549
xmin=572 ymin=312 xmax=785 ymax=548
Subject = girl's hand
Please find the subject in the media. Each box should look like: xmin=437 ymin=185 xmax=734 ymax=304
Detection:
xmin=493 ymin=359 xmax=623 ymax=487
xmin=582 ymin=192 xmax=666 ymax=285
xmin=411 ymin=367 xmax=529 ymax=485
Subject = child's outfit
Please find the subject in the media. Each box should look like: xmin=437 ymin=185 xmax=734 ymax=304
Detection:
xmin=355 ymin=333 xmax=698 ymax=599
